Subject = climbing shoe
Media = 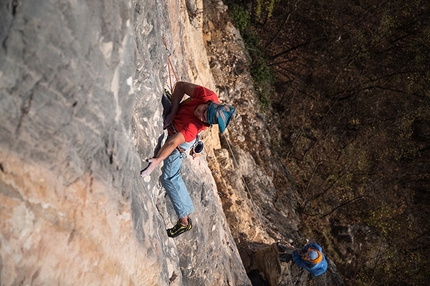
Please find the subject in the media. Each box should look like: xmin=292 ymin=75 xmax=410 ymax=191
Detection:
xmin=167 ymin=217 xmax=193 ymax=238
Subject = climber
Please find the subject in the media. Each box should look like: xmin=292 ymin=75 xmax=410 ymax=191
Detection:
xmin=289 ymin=242 xmax=328 ymax=277
xmin=140 ymin=81 xmax=236 ymax=238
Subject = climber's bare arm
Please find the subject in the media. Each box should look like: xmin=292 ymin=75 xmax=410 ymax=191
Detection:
xmin=140 ymin=132 xmax=186 ymax=177
xmin=163 ymin=82 xmax=198 ymax=128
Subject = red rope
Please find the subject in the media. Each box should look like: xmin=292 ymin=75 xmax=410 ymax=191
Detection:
xmin=162 ymin=35 xmax=178 ymax=92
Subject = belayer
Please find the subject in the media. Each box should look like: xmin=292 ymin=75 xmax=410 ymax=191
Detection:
xmin=140 ymin=81 xmax=236 ymax=238
xmin=279 ymin=241 xmax=328 ymax=277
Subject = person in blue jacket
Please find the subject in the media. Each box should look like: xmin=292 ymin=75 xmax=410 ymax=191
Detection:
xmin=292 ymin=242 xmax=328 ymax=276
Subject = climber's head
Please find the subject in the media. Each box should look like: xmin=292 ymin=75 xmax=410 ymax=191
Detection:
xmin=194 ymin=102 xmax=210 ymax=123
xmin=304 ymin=248 xmax=323 ymax=264
xmin=206 ymin=102 xmax=236 ymax=133
xmin=307 ymin=250 xmax=318 ymax=261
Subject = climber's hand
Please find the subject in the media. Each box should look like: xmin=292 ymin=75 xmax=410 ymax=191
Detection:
xmin=140 ymin=158 xmax=158 ymax=177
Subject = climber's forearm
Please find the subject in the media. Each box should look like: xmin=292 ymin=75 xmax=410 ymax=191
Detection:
xmin=140 ymin=133 xmax=186 ymax=178
xmin=155 ymin=132 xmax=186 ymax=161
xmin=169 ymin=83 xmax=186 ymax=116
xmin=164 ymin=82 xmax=199 ymax=129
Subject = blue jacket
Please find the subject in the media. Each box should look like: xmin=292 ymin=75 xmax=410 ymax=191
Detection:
xmin=292 ymin=242 xmax=328 ymax=276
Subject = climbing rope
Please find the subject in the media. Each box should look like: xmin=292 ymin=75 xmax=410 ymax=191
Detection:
xmin=162 ymin=35 xmax=179 ymax=92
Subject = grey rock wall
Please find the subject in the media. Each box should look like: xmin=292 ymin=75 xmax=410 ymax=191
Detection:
xmin=0 ymin=0 xmax=250 ymax=285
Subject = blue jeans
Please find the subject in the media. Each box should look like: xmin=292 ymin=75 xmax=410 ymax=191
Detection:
xmin=161 ymin=139 xmax=195 ymax=219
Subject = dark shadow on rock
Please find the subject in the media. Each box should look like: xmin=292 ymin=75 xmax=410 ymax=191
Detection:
xmin=152 ymin=93 xmax=172 ymax=158
xmin=239 ymin=242 xmax=282 ymax=286
xmin=279 ymin=252 xmax=292 ymax=263
xmin=147 ymin=93 xmax=172 ymax=159
xmin=248 ymin=269 xmax=270 ymax=286
xmin=153 ymin=133 xmax=165 ymax=158
xmin=161 ymin=93 xmax=171 ymax=121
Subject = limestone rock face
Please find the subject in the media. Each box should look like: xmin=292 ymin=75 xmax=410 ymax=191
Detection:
xmin=0 ymin=0 xmax=250 ymax=285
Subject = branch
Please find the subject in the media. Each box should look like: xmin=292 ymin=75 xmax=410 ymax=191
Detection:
xmin=264 ymin=0 xmax=301 ymax=49
xmin=320 ymin=195 xmax=366 ymax=218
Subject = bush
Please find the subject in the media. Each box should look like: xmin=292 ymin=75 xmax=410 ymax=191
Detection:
xmin=226 ymin=3 xmax=275 ymax=110
xmin=229 ymin=4 xmax=250 ymax=34
xmin=244 ymin=31 xmax=274 ymax=109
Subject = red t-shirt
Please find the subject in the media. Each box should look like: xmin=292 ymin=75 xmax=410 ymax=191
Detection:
xmin=173 ymin=85 xmax=219 ymax=142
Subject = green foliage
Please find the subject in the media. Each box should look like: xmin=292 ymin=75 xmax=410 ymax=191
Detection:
xmin=377 ymin=13 xmax=395 ymax=36
xmin=255 ymin=0 xmax=278 ymax=21
xmin=227 ymin=5 xmax=275 ymax=109
xmin=364 ymin=204 xmax=404 ymax=237
xmin=229 ymin=4 xmax=250 ymax=34
xmin=245 ymin=32 xmax=274 ymax=109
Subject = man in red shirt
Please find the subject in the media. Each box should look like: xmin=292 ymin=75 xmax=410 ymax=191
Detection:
xmin=140 ymin=81 xmax=236 ymax=237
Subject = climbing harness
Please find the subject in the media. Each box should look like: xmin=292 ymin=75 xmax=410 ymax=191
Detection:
xmin=167 ymin=123 xmax=204 ymax=160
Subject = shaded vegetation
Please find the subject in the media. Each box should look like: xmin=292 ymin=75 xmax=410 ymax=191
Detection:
xmin=227 ymin=0 xmax=430 ymax=284
xmin=228 ymin=3 xmax=275 ymax=109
